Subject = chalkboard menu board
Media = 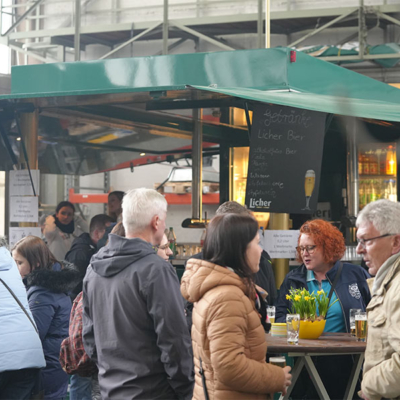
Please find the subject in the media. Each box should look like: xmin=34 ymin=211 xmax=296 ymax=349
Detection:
xmin=245 ymin=104 xmax=326 ymax=214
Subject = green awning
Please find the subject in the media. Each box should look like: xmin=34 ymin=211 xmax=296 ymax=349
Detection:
xmin=190 ymin=86 xmax=400 ymax=122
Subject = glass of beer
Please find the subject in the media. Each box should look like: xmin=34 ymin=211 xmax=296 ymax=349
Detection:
xmin=286 ymin=314 xmax=300 ymax=345
xmin=355 ymin=311 xmax=367 ymax=342
xmin=267 ymin=306 xmax=276 ymax=324
xmin=270 ymin=356 xmax=286 ymax=368
xmin=303 ymin=170 xmax=315 ymax=210
xmin=350 ymin=309 xmax=362 ymax=337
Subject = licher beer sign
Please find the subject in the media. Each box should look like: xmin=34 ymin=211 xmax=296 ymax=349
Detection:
xmin=245 ymin=104 xmax=326 ymax=214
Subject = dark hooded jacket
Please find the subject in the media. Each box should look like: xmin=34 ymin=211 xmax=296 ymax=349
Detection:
xmin=82 ymin=234 xmax=194 ymax=400
xmin=65 ymin=232 xmax=97 ymax=299
xmin=25 ymin=263 xmax=80 ymax=400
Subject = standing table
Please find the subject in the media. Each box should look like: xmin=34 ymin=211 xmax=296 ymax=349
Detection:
xmin=266 ymin=332 xmax=366 ymax=400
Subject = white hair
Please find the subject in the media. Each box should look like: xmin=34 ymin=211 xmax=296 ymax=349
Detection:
xmin=356 ymin=199 xmax=400 ymax=235
xmin=122 ymin=188 xmax=167 ymax=235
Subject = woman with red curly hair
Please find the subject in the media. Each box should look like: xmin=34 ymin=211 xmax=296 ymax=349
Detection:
xmin=275 ymin=219 xmax=371 ymax=399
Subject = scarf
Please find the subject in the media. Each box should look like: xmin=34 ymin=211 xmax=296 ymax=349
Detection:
xmin=372 ymin=252 xmax=400 ymax=295
xmin=54 ymin=214 xmax=75 ymax=234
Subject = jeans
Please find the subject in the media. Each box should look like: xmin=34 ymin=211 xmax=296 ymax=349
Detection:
xmin=0 ymin=368 xmax=40 ymax=400
xmin=69 ymin=375 xmax=92 ymax=400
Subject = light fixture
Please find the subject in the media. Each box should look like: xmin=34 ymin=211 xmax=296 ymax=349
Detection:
xmin=140 ymin=152 xmax=146 ymax=156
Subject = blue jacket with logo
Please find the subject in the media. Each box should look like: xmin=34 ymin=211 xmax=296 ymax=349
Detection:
xmin=276 ymin=261 xmax=371 ymax=332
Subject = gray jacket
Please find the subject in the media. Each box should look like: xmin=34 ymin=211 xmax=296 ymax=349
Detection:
xmin=82 ymin=234 xmax=194 ymax=400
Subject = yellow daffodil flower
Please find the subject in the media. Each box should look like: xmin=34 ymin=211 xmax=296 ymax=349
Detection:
xmin=286 ymin=294 xmax=291 ymax=300
xmin=304 ymin=296 xmax=310 ymax=301
xmin=317 ymin=290 xmax=324 ymax=295
xmin=294 ymin=295 xmax=301 ymax=302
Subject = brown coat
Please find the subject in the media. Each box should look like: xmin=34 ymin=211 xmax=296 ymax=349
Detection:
xmin=362 ymin=253 xmax=400 ymax=400
xmin=181 ymin=258 xmax=285 ymax=400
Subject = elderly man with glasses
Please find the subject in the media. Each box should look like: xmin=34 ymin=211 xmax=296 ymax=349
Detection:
xmin=357 ymin=199 xmax=400 ymax=400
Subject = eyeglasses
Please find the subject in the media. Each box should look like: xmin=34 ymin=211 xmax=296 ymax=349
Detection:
xmin=156 ymin=243 xmax=170 ymax=251
xmin=296 ymin=245 xmax=317 ymax=255
xmin=356 ymin=233 xmax=394 ymax=248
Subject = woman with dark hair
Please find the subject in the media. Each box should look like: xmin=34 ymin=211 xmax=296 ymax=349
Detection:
xmin=108 ymin=191 xmax=125 ymax=222
xmin=43 ymin=201 xmax=89 ymax=260
xmin=181 ymin=214 xmax=291 ymax=400
xmin=12 ymin=236 xmax=80 ymax=400
xmin=275 ymin=219 xmax=371 ymax=399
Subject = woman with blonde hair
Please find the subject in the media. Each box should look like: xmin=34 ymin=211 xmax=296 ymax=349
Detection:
xmin=181 ymin=213 xmax=291 ymax=399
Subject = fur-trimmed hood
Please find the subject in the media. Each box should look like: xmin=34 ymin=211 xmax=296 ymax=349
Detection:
xmin=25 ymin=262 xmax=80 ymax=293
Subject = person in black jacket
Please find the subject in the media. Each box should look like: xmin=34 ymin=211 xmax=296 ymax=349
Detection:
xmin=65 ymin=214 xmax=113 ymax=299
xmin=275 ymin=219 xmax=371 ymax=400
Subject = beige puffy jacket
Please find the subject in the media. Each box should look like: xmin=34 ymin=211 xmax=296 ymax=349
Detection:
xmin=181 ymin=258 xmax=285 ymax=400
xmin=362 ymin=253 xmax=400 ymax=400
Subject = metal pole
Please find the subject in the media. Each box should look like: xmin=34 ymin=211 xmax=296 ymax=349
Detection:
xmin=358 ymin=0 xmax=365 ymax=59
xmin=265 ymin=0 xmax=270 ymax=48
xmin=162 ymin=0 xmax=168 ymax=55
xmin=269 ymin=213 xmax=290 ymax=288
xmin=257 ymin=0 xmax=263 ymax=49
xmin=347 ymin=118 xmax=359 ymax=218
xmin=0 ymin=0 xmax=3 ymax=36
xmin=192 ymin=106 xmax=203 ymax=221
xmin=74 ymin=0 xmax=81 ymax=61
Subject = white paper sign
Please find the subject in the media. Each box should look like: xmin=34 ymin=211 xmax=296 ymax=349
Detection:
xmin=8 ymin=227 xmax=42 ymax=248
xmin=263 ymin=230 xmax=300 ymax=259
xmin=9 ymin=196 xmax=39 ymax=222
xmin=9 ymin=170 xmax=40 ymax=196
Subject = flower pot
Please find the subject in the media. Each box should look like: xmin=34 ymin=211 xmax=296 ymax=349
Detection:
xmin=299 ymin=319 xmax=326 ymax=339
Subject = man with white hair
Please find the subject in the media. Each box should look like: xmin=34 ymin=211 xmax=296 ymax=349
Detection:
xmin=356 ymin=199 xmax=400 ymax=400
xmin=83 ymin=188 xmax=194 ymax=400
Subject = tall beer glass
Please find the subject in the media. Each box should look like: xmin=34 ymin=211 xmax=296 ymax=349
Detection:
xmin=270 ymin=357 xmax=286 ymax=368
xmin=303 ymin=170 xmax=315 ymax=211
xmin=355 ymin=311 xmax=367 ymax=342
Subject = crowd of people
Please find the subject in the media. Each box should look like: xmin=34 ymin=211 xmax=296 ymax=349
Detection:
xmin=1 ymin=189 xmax=400 ymax=400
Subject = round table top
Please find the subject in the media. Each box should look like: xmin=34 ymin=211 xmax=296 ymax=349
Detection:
xmin=266 ymin=332 xmax=366 ymax=354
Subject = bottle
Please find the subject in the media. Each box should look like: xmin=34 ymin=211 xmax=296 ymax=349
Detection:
xmin=389 ymin=179 xmax=397 ymax=202
xmin=358 ymin=153 xmax=363 ymax=175
xmin=200 ymin=229 xmax=206 ymax=247
xmin=386 ymin=146 xmax=396 ymax=175
xmin=369 ymin=153 xmax=378 ymax=175
xmin=359 ymin=180 xmax=366 ymax=209
xmin=363 ymin=155 xmax=370 ymax=175
xmin=167 ymin=227 xmax=177 ymax=258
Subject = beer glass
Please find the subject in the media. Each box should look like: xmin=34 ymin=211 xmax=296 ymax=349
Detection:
xmin=350 ymin=309 xmax=362 ymax=337
xmin=286 ymin=314 xmax=300 ymax=345
xmin=303 ymin=170 xmax=315 ymax=211
xmin=270 ymin=356 xmax=286 ymax=368
xmin=355 ymin=311 xmax=367 ymax=342
xmin=267 ymin=306 xmax=276 ymax=324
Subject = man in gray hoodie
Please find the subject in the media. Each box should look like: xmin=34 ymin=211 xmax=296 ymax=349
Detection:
xmin=82 ymin=188 xmax=194 ymax=400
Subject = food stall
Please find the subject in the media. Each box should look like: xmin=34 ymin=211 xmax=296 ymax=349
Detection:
xmin=1 ymin=47 xmax=400 ymax=284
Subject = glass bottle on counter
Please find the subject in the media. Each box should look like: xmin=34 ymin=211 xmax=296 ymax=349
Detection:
xmin=168 ymin=227 xmax=177 ymax=258
xmin=200 ymin=229 xmax=206 ymax=247
xmin=386 ymin=146 xmax=396 ymax=175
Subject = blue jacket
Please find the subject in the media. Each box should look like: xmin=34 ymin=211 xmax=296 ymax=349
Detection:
xmin=276 ymin=261 xmax=371 ymax=332
xmin=0 ymin=247 xmax=45 ymax=373
xmin=26 ymin=263 xmax=80 ymax=400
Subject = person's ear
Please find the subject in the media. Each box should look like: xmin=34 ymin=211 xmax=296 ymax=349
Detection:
xmin=151 ymin=215 xmax=159 ymax=231
xmin=392 ymin=234 xmax=400 ymax=255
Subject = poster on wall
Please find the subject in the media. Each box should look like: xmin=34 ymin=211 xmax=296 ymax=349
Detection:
xmin=245 ymin=104 xmax=327 ymax=214
xmin=9 ymin=196 xmax=39 ymax=222
xmin=9 ymin=227 xmax=42 ymax=248
xmin=9 ymin=170 xmax=40 ymax=196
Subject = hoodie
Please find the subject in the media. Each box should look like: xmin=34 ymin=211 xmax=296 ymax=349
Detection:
xmin=26 ymin=262 xmax=80 ymax=400
xmin=82 ymin=234 xmax=194 ymax=400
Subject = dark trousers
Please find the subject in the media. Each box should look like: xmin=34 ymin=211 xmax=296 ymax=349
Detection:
xmin=0 ymin=368 xmax=40 ymax=400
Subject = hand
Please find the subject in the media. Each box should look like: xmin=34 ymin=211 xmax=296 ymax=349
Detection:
xmin=281 ymin=366 xmax=292 ymax=395
xmin=358 ymin=390 xmax=369 ymax=400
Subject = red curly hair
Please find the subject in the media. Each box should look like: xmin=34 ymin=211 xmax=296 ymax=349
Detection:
xmin=296 ymin=219 xmax=346 ymax=264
